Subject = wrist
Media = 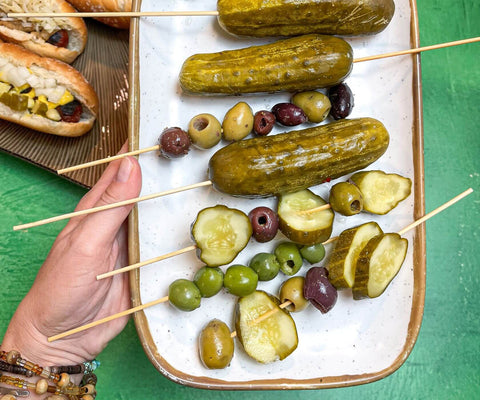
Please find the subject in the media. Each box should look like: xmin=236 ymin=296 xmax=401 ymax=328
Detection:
xmin=2 ymin=295 xmax=95 ymax=368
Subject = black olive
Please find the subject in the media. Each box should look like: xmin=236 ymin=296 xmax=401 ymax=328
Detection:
xmin=328 ymin=83 xmax=354 ymax=120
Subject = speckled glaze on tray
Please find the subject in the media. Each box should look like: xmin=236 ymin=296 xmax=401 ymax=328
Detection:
xmin=0 ymin=20 xmax=129 ymax=189
xmin=128 ymin=0 xmax=425 ymax=389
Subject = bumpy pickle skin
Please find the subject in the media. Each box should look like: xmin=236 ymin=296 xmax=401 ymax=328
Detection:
xmin=327 ymin=222 xmax=383 ymax=289
xmin=217 ymin=0 xmax=395 ymax=37
xmin=179 ymin=34 xmax=353 ymax=95
xmin=208 ymin=118 xmax=390 ymax=198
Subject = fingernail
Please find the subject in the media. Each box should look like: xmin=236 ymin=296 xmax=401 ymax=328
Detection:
xmin=116 ymin=157 xmax=133 ymax=183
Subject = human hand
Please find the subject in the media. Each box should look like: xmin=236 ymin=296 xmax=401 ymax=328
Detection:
xmin=1 ymin=146 xmax=142 ymax=367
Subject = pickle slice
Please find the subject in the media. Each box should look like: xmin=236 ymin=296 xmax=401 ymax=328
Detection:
xmin=0 ymin=92 xmax=28 ymax=111
xmin=327 ymin=222 xmax=383 ymax=289
xmin=191 ymin=205 xmax=252 ymax=267
xmin=350 ymin=170 xmax=412 ymax=214
xmin=352 ymin=233 xmax=408 ymax=299
xmin=277 ymin=189 xmax=334 ymax=245
xmin=235 ymin=291 xmax=298 ymax=364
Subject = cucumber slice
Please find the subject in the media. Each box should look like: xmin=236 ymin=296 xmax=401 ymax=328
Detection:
xmin=235 ymin=291 xmax=298 ymax=364
xmin=352 ymin=233 xmax=408 ymax=299
xmin=191 ymin=205 xmax=252 ymax=267
xmin=327 ymin=222 xmax=383 ymax=289
xmin=277 ymin=189 xmax=334 ymax=245
xmin=350 ymin=170 xmax=412 ymax=215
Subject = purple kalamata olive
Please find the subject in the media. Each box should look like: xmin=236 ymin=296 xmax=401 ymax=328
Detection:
xmin=271 ymin=103 xmax=307 ymax=126
xmin=253 ymin=110 xmax=276 ymax=136
xmin=304 ymin=267 xmax=338 ymax=313
xmin=159 ymin=127 xmax=191 ymax=159
xmin=328 ymin=83 xmax=354 ymax=120
xmin=248 ymin=206 xmax=279 ymax=243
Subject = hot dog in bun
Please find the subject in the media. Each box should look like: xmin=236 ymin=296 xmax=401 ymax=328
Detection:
xmin=0 ymin=0 xmax=87 ymax=64
xmin=0 ymin=42 xmax=98 ymax=137
xmin=66 ymin=0 xmax=132 ymax=29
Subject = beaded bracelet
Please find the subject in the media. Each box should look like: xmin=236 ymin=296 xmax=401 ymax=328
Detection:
xmin=0 ymin=360 xmax=99 ymax=378
xmin=0 ymin=350 xmax=97 ymax=400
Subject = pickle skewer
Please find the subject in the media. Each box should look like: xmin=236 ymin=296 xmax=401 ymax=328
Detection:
xmin=5 ymin=11 xmax=220 ymax=18
xmin=16 ymin=118 xmax=389 ymax=230
xmin=47 ymin=188 xmax=473 ymax=343
xmin=98 ymin=187 xmax=471 ymax=280
xmin=53 ymin=37 xmax=479 ymax=175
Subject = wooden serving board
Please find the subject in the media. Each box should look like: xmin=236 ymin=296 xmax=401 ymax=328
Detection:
xmin=0 ymin=19 xmax=130 ymax=189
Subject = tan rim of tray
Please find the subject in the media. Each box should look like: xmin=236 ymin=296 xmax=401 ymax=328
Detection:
xmin=127 ymin=0 xmax=426 ymax=389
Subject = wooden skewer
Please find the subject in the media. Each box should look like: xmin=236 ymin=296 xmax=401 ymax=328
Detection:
xmin=296 ymin=203 xmax=331 ymax=215
xmin=57 ymin=145 xmax=160 ymax=175
xmin=353 ymin=37 xmax=480 ymax=63
xmin=96 ymin=245 xmax=197 ymax=280
xmin=7 ymin=11 xmax=220 ymax=18
xmin=12 ymin=180 xmax=213 ymax=231
xmin=48 ymin=296 xmax=169 ymax=342
xmin=397 ymin=187 xmax=473 ymax=235
xmin=47 ymin=188 xmax=473 ymax=342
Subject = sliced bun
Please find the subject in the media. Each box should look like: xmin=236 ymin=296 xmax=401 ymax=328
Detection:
xmin=0 ymin=0 xmax=87 ymax=63
xmin=67 ymin=0 xmax=132 ymax=29
xmin=0 ymin=43 xmax=98 ymax=137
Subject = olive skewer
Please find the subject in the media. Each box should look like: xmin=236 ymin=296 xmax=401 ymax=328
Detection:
xmin=46 ymin=188 xmax=472 ymax=342
xmin=54 ymin=36 xmax=480 ymax=175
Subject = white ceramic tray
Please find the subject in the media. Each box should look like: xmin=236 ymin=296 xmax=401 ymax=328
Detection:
xmin=128 ymin=0 xmax=425 ymax=389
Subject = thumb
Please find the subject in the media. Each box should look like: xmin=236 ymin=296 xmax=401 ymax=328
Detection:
xmin=75 ymin=156 xmax=142 ymax=249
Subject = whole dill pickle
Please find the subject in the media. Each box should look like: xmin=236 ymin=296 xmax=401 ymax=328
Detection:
xmin=208 ymin=117 xmax=390 ymax=198
xmin=217 ymin=0 xmax=395 ymax=37
xmin=179 ymin=34 xmax=353 ymax=95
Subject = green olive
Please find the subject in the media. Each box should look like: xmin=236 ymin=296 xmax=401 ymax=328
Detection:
xmin=198 ymin=319 xmax=234 ymax=369
xmin=168 ymin=279 xmax=201 ymax=311
xmin=274 ymin=242 xmax=303 ymax=276
xmin=224 ymin=265 xmax=258 ymax=297
xmin=193 ymin=266 xmax=224 ymax=298
xmin=329 ymin=182 xmax=364 ymax=216
xmin=279 ymin=277 xmax=309 ymax=312
xmin=291 ymin=91 xmax=331 ymax=123
xmin=222 ymin=102 xmax=254 ymax=141
xmin=248 ymin=253 xmax=280 ymax=281
xmin=300 ymin=243 xmax=326 ymax=264
xmin=188 ymin=113 xmax=222 ymax=149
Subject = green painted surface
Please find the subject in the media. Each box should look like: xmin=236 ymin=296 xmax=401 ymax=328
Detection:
xmin=1 ymin=0 xmax=479 ymax=398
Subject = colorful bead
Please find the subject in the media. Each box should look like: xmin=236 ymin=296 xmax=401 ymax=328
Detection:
xmin=5 ymin=352 xmax=19 ymax=366
xmin=0 ymin=394 xmax=17 ymax=400
xmin=35 ymin=378 xmax=49 ymax=394
xmin=57 ymin=373 xmax=70 ymax=389
xmin=82 ymin=384 xmax=96 ymax=395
